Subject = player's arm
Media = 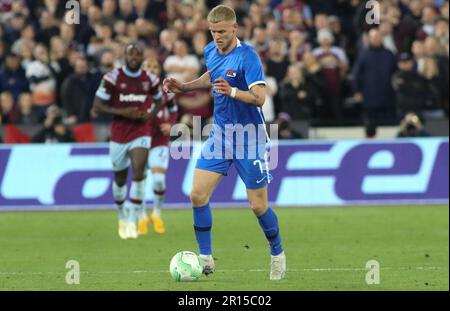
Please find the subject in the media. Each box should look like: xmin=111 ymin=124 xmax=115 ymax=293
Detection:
xmin=93 ymin=76 xmax=145 ymax=120
xmin=163 ymin=70 xmax=212 ymax=93
xmin=213 ymin=78 xmax=266 ymax=107
xmin=93 ymin=94 xmax=145 ymax=120
xmin=146 ymin=94 xmax=163 ymax=120
xmin=145 ymin=73 xmax=165 ymax=120
xmin=213 ymin=48 xmax=267 ymax=107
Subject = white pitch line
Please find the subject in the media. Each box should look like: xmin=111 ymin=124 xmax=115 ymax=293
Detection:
xmin=0 ymin=266 xmax=445 ymax=276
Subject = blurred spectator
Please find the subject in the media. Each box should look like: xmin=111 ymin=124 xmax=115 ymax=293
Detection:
xmin=99 ymin=50 xmax=115 ymax=74
xmin=25 ymin=44 xmax=60 ymax=118
xmin=250 ymin=27 xmax=270 ymax=61
xmin=275 ymin=0 xmax=312 ymax=28
xmin=274 ymin=112 xmax=303 ymax=139
xmin=164 ymin=40 xmax=200 ymax=82
xmin=424 ymin=36 xmax=449 ymax=113
xmin=301 ymin=51 xmax=325 ymax=119
xmin=412 ymin=39 xmax=427 ymax=70
xmin=397 ymin=112 xmax=430 ymax=137
xmin=313 ymin=29 xmax=348 ymax=122
xmin=35 ymin=10 xmax=59 ymax=46
xmin=434 ymin=17 xmax=449 ymax=56
xmin=0 ymin=53 xmax=29 ymax=102
xmin=288 ymin=30 xmax=311 ymax=63
xmin=353 ymin=28 xmax=397 ymax=126
xmin=118 ymin=0 xmax=138 ymax=23
xmin=50 ymin=36 xmax=73 ymax=103
xmin=392 ymin=52 xmax=428 ymax=117
xmin=266 ymin=38 xmax=290 ymax=84
xmin=101 ymin=0 xmax=118 ymax=26
xmin=3 ymin=13 xmax=26 ymax=45
xmin=379 ymin=21 xmax=398 ymax=54
xmin=10 ymin=24 xmax=35 ymax=57
xmin=158 ymin=29 xmax=177 ymax=65
xmin=61 ymin=56 xmax=99 ymax=125
xmin=418 ymin=56 xmax=444 ymax=113
xmin=31 ymin=105 xmax=75 ymax=143
xmin=416 ymin=5 xmax=438 ymax=40
xmin=279 ymin=63 xmax=320 ymax=121
xmin=192 ymin=31 xmax=208 ymax=74
xmin=17 ymin=92 xmax=39 ymax=125
xmin=0 ymin=91 xmax=19 ymax=124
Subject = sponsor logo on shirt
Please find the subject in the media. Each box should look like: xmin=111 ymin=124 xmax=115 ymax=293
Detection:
xmin=119 ymin=94 xmax=147 ymax=102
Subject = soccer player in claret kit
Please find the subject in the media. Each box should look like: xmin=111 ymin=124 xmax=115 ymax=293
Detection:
xmin=93 ymin=44 xmax=163 ymax=240
xmin=164 ymin=5 xmax=286 ymax=280
xmin=140 ymin=57 xmax=179 ymax=235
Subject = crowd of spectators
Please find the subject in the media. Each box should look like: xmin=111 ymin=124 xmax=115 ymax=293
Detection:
xmin=0 ymin=0 xmax=448 ymax=142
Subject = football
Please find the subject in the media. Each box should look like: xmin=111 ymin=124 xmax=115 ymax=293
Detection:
xmin=169 ymin=251 xmax=203 ymax=282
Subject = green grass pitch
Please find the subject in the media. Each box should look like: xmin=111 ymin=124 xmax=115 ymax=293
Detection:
xmin=0 ymin=205 xmax=448 ymax=291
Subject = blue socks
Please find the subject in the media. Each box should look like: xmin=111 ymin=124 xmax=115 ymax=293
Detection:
xmin=193 ymin=203 xmax=213 ymax=255
xmin=258 ymin=208 xmax=283 ymax=256
xmin=193 ymin=204 xmax=282 ymax=256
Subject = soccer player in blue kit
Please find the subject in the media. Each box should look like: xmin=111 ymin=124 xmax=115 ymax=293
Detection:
xmin=163 ymin=5 xmax=286 ymax=280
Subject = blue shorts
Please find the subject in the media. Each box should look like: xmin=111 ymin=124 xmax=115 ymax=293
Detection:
xmin=195 ymin=140 xmax=273 ymax=189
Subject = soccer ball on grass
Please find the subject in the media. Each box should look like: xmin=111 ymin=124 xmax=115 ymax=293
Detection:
xmin=169 ymin=251 xmax=203 ymax=282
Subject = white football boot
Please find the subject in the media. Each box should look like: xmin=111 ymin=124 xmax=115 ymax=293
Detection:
xmin=270 ymin=251 xmax=286 ymax=280
xmin=125 ymin=222 xmax=138 ymax=239
xmin=199 ymin=254 xmax=215 ymax=275
xmin=118 ymin=220 xmax=128 ymax=240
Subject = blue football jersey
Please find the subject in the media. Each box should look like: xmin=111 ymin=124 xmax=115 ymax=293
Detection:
xmin=204 ymin=39 xmax=268 ymax=147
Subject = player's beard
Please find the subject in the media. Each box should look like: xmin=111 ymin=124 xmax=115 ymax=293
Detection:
xmin=126 ymin=60 xmax=142 ymax=72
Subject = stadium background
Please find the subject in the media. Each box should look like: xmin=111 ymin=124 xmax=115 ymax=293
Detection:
xmin=0 ymin=0 xmax=448 ymax=291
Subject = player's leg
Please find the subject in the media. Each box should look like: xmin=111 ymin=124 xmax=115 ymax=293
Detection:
xmin=247 ymin=187 xmax=285 ymax=280
xmin=190 ymin=168 xmax=224 ymax=275
xmin=127 ymin=137 xmax=151 ymax=239
xmin=109 ymin=141 xmax=131 ymax=239
xmin=235 ymin=153 xmax=286 ymax=280
xmin=148 ymin=145 xmax=170 ymax=234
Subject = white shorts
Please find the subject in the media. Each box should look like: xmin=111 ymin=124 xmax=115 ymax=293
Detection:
xmin=149 ymin=145 xmax=170 ymax=170
xmin=109 ymin=136 xmax=151 ymax=172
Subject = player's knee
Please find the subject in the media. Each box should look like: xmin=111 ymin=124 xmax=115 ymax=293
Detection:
xmin=152 ymin=173 xmax=166 ymax=192
xmin=190 ymin=190 xmax=209 ymax=207
xmin=132 ymin=168 xmax=146 ymax=181
xmin=114 ymin=175 xmax=127 ymax=187
xmin=250 ymin=202 xmax=268 ymax=216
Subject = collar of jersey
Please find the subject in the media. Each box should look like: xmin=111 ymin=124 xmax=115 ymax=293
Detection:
xmin=122 ymin=66 xmax=142 ymax=78
xmin=217 ymin=38 xmax=242 ymax=56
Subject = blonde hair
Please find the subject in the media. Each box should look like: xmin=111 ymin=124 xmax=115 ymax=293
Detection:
xmin=207 ymin=5 xmax=236 ymax=24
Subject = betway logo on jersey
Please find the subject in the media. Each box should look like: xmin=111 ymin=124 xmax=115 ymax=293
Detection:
xmin=119 ymin=94 xmax=147 ymax=102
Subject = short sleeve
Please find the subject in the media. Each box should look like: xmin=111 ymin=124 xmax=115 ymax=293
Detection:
xmin=95 ymin=72 xmax=116 ymax=101
xmin=148 ymin=72 xmax=163 ymax=101
xmin=242 ymin=48 xmax=266 ymax=90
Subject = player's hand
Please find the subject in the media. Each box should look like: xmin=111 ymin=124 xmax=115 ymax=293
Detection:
xmin=160 ymin=123 xmax=171 ymax=136
xmin=213 ymin=78 xmax=231 ymax=96
xmin=163 ymin=77 xmax=184 ymax=94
